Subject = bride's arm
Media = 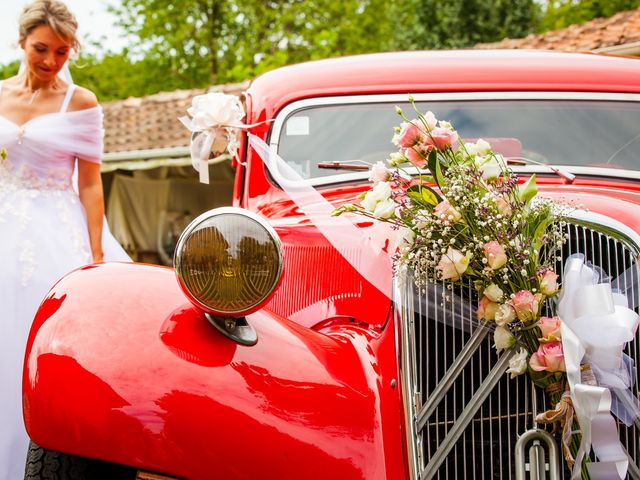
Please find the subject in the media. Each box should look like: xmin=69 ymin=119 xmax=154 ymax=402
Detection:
xmin=77 ymin=160 xmax=105 ymax=262
xmin=68 ymin=86 xmax=105 ymax=263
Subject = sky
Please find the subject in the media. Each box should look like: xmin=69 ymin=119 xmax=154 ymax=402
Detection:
xmin=0 ymin=0 xmax=127 ymax=63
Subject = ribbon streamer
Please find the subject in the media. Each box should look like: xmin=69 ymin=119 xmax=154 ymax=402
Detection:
xmin=247 ymin=134 xmax=394 ymax=300
xmin=557 ymin=254 xmax=639 ymax=479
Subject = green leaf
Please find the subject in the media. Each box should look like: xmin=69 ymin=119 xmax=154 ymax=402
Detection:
xmin=427 ymin=148 xmax=438 ymax=177
xmin=518 ymin=174 xmax=538 ymax=204
xmin=434 ymin=156 xmax=446 ymax=189
xmin=532 ymin=217 xmax=552 ymax=253
xmin=406 ymin=184 xmax=442 ymax=207
xmin=415 ymin=174 xmax=436 ymax=184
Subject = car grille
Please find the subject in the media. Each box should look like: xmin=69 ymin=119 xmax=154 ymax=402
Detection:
xmin=396 ymin=216 xmax=640 ymax=480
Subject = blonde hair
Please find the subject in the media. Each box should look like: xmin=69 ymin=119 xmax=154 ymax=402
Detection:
xmin=19 ymin=0 xmax=80 ymax=52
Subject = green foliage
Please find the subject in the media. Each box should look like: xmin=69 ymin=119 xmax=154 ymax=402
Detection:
xmin=539 ymin=0 xmax=640 ymax=31
xmin=0 ymin=61 xmax=20 ymax=80
xmin=389 ymin=0 xmax=541 ymax=49
xmin=70 ymin=51 xmax=200 ymax=101
xmin=0 ymin=0 xmax=546 ymax=99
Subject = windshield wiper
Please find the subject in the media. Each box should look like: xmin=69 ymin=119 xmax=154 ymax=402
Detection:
xmin=317 ymin=161 xmax=370 ymax=171
xmin=506 ymin=157 xmax=575 ymax=184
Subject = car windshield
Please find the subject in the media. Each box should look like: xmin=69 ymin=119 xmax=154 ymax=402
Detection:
xmin=275 ymin=98 xmax=640 ymax=180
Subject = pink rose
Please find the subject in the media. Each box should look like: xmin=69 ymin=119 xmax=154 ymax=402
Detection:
xmin=436 ymin=247 xmax=471 ymax=282
xmin=538 ymin=270 xmax=559 ymax=296
xmin=393 ymin=121 xmax=424 ymax=148
xmin=483 ymin=241 xmax=507 ymax=270
xmin=529 ymin=341 xmax=566 ymax=372
xmin=434 ymin=200 xmax=461 ymax=222
xmin=538 ymin=316 xmax=562 ymax=342
xmin=476 ymin=296 xmax=499 ymax=321
xmin=509 ymin=290 xmax=542 ymax=323
xmin=429 ymin=127 xmax=458 ymax=150
xmin=494 ymin=195 xmax=512 ymax=216
xmin=404 ymin=144 xmax=432 ymax=168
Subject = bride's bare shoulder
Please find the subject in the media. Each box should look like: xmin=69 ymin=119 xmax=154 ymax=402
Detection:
xmin=68 ymin=86 xmax=99 ymax=111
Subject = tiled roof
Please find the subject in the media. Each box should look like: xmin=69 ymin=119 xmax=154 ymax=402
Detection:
xmin=475 ymin=8 xmax=640 ymax=52
xmin=102 ymin=81 xmax=249 ymax=154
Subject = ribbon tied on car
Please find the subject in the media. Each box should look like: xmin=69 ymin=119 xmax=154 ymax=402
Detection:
xmin=557 ymin=253 xmax=639 ymax=479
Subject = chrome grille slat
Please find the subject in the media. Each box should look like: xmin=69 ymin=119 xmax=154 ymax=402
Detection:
xmin=397 ymin=218 xmax=640 ymax=479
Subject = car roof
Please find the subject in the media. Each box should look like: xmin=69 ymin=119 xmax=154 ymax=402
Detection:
xmin=246 ymin=50 xmax=640 ymax=118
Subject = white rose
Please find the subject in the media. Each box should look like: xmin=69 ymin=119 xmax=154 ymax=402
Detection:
xmin=474 ymin=138 xmax=492 ymax=156
xmin=396 ymin=227 xmax=415 ymax=251
xmin=494 ymin=303 xmax=516 ymax=326
xmin=506 ymin=348 xmax=529 ymax=378
xmin=484 ymin=283 xmax=504 ymax=303
xmin=423 ymin=111 xmax=437 ymax=130
xmin=387 ymin=152 xmax=407 ymax=167
xmin=187 ymin=92 xmax=245 ymax=129
xmin=373 ymin=198 xmax=396 ymax=219
xmin=361 ymin=181 xmax=392 ymax=213
xmin=493 ymin=326 xmax=515 ymax=352
xmin=475 ymin=154 xmax=506 ymax=181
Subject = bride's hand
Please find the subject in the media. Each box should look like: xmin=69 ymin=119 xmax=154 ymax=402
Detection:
xmin=92 ymin=250 xmax=104 ymax=263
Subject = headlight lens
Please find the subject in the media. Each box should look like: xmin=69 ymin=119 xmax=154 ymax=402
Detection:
xmin=174 ymin=207 xmax=282 ymax=316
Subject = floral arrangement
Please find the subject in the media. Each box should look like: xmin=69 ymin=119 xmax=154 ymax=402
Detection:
xmin=333 ymin=99 xmax=585 ymax=467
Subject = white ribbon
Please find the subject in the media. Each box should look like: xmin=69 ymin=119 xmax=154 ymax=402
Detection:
xmin=247 ymin=134 xmax=394 ymax=300
xmin=557 ymin=254 xmax=639 ymax=479
xmin=180 ymin=116 xmax=273 ymax=184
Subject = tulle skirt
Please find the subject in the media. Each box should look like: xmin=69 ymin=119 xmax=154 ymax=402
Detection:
xmin=0 ymin=185 xmax=129 ymax=479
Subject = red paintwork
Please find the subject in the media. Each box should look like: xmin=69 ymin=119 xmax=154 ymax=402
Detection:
xmin=24 ymin=263 xmax=404 ymax=479
xmin=22 ymin=50 xmax=640 ymax=478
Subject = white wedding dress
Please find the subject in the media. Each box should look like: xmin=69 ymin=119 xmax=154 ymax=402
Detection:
xmin=0 ymin=81 xmax=130 ymax=479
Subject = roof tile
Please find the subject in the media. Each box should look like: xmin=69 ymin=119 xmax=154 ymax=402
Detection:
xmin=476 ymin=7 xmax=640 ymax=51
xmin=102 ymin=81 xmax=249 ymax=154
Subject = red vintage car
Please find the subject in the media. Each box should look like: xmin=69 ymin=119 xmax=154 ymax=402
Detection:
xmin=23 ymin=50 xmax=640 ymax=479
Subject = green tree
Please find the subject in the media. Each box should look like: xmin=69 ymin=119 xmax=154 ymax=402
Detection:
xmin=110 ymin=0 xmax=234 ymax=86
xmin=392 ymin=0 xmax=541 ymax=49
xmin=110 ymin=0 xmax=394 ymax=85
xmin=540 ymin=0 xmax=640 ymax=31
xmin=70 ymin=51 xmax=201 ymax=101
xmin=230 ymin=0 xmax=393 ymax=78
xmin=0 ymin=61 xmax=20 ymax=80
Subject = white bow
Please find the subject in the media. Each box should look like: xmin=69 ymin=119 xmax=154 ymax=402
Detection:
xmin=557 ymin=254 xmax=639 ymax=479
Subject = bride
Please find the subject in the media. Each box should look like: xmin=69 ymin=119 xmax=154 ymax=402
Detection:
xmin=0 ymin=1 xmax=130 ymax=477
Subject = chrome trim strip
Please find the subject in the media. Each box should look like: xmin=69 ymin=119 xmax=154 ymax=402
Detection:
xmin=267 ymin=92 xmax=640 ymax=187
xmin=565 ymin=210 xmax=640 ymax=258
xmin=421 ymin=348 xmax=516 ymax=480
xmin=415 ymin=321 xmax=492 ymax=431
xmin=395 ymin=275 xmax=420 ymax=480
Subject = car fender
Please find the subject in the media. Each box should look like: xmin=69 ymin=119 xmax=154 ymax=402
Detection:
xmin=23 ymin=262 xmax=406 ymax=479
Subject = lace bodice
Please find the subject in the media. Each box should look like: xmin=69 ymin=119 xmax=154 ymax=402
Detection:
xmin=0 ymin=82 xmax=104 ymax=191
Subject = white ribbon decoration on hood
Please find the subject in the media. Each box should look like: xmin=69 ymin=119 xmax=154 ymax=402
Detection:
xmin=557 ymin=254 xmax=639 ymax=479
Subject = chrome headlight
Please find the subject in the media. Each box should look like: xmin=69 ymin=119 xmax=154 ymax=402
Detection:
xmin=174 ymin=207 xmax=283 ymax=316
